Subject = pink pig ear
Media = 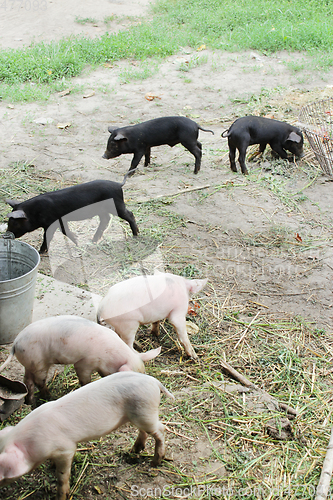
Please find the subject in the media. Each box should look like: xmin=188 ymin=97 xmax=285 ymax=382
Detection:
xmin=0 ymin=426 xmax=14 ymax=437
xmin=187 ymin=278 xmax=208 ymax=294
xmin=0 ymin=444 xmax=31 ymax=481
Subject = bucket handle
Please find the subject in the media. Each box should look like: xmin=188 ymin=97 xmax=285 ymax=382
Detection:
xmin=1 ymin=232 xmax=15 ymax=241
xmin=1 ymin=232 xmax=14 ymax=280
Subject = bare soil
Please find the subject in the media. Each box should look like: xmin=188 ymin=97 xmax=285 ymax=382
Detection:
xmin=0 ymin=2 xmax=333 ymax=499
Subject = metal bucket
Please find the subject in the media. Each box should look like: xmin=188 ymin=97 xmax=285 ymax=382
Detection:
xmin=0 ymin=234 xmax=40 ymax=344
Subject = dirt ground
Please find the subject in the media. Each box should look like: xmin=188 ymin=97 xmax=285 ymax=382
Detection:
xmin=1 ymin=1 xmax=333 ymax=499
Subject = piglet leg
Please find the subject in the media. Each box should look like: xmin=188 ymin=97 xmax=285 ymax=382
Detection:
xmin=23 ymin=370 xmax=36 ymax=405
xmin=180 ymin=139 xmax=202 ymax=174
xmin=55 ymin=450 xmax=76 ymax=500
xmin=227 ymin=140 xmax=238 ymax=173
xmin=24 ymin=368 xmax=50 ymax=404
xmin=168 ymin=313 xmax=198 ymax=359
xmin=74 ymin=360 xmax=93 ymax=386
xmin=93 ymin=214 xmax=110 ymax=242
xmin=150 ymin=321 xmax=160 ymax=337
xmin=150 ymin=424 xmax=166 ymax=466
xmin=132 ymin=424 xmax=166 ymax=466
xmin=237 ymin=144 xmax=249 ymax=175
xmin=144 ymin=147 xmax=151 ymax=167
xmin=129 ymin=151 xmax=145 ymax=175
xmin=132 ymin=429 xmax=148 ymax=454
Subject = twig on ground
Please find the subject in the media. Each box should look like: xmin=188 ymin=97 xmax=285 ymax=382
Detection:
xmin=234 ymin=311 xmax=260 ymax=349
xmin=140 ymin=184 xmax=210 ymax=202
xmin=220 ymin=359 xmax=297 ymax=417
xmin=315 ymin=427 xmax=333 ymax=500
xmin=165 ymin=425 xmax=195 ymax=442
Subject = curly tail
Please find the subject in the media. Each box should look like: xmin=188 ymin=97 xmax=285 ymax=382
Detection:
xmin=120 ymin=166 xmax=139 ymax=186
xmin=221 ymin=128 xmax=230 ymax=138
xmin=158 ymin=382 xmax=175 ymax=400
xmin=0 ymin=346 xmax=15 ymax=372
xmin=198 ymin=126 xmax=214 ymax=135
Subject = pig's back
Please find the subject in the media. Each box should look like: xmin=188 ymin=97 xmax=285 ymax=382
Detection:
xmin=11 ymin=373 xmax=162 ymax=451
xmin=98 ymin=274 xmax=187 ymax=321
xmin=13 ymin=316 xmax=125 ymax=367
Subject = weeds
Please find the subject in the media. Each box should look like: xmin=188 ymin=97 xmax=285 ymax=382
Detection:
xmin=119 ymin=59 xmax=159 ymax=83
xmin=177 ymin=54 xmax=209 ymax=72
xmin=1 ymin=0 xmax=333 ymax=97
xmin=75 ymin=16 xmax=98 ymax=25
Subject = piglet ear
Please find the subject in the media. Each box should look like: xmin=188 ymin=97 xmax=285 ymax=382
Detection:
xmin=7 ymin=210 xmax=27 ymax=220
xmin=0 ymin=444 xmax=31 ymax=481
xmin=114 ymin=132 xmax=127 ymax=141
xmin=187 ymin=278 xmax=208 ymax=294
xmin=5 ymin=199 xmax=19 ymax=209
xmin=108 ymin=125 xmax=117 ymax=134
xmin=287 ymin=131 xmax=301 ymax=143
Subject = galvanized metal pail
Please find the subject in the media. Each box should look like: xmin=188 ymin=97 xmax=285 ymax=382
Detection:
xmin=0 ymin=234 xmax=40 ymax=344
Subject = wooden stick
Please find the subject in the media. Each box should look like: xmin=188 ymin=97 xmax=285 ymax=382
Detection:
xmin=220 ymin=360 xmax=297 ymax=417
xmin=139 ymin=184 xmax=210 ymax=202
xmin=220 ymin=360 xmax=255 ymax=388
xmin=234 ymin=311 xmax=260 ymax=349
xmin=165 ymin=425 xmax=195 ymax=442
xmin=278 ymin=402 xmax=298 ymax=417
xmin=315 ymin=427 xmax=333 ymax=500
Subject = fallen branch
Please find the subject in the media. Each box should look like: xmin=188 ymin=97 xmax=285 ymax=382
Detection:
xmin=315 ymin=426 xmax=333 ymax=500
xmin=220 ymin=359 xmax=254 ymax=388
xmin=139 ymin=184 xmax=210 ymax=202
xmin=220 ymin=359 xmax=297 ymax=417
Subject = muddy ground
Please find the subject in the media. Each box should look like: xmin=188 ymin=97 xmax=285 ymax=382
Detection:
xmin=0 ymin=1 xmax=333 ymax=499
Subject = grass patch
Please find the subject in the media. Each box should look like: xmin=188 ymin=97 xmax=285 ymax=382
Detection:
xmin=75 ymin=16 xmax=98 ymax=25
xmin=119 ymin=59 xmax=159 ymax=83
xmin=153 ymin=0 xmax=333 ymax=53
xmin=1 ymin=0 xmax=333 ymax=101
xmin=177 ymin=54 xmax=209 ymax=72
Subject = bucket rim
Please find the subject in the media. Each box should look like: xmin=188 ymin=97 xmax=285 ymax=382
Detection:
xmin=0 ymin=239 xmax=40 ymax=284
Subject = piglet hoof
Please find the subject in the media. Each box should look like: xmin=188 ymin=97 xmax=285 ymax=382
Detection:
xmin=131 ymin=441 xmax=145 ymax=454
xmin=241 ymin=169 xmax=249 ymax=175
xmin=24 ymin=394 xmax=35 ymax=406
xmin=151 ymin=455 xmax=163 ymax=467
xmin=38 ymin=387 xmax=51 ymax=402
xmin=186 ymin=349 xmax=198 ymax=361
xmin=150 ymin=322 xmax=160 ymax=338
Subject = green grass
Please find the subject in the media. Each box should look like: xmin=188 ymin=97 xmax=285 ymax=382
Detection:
xmin=154 ymin=0 xmax=333 ymax=53
xmin=1 ymin=0 xmax=333 ymax=99
xmin=119 ymin=59 xmax=159 ymax=83
xmin=75 ymin=16 xmax=98 ymax=25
